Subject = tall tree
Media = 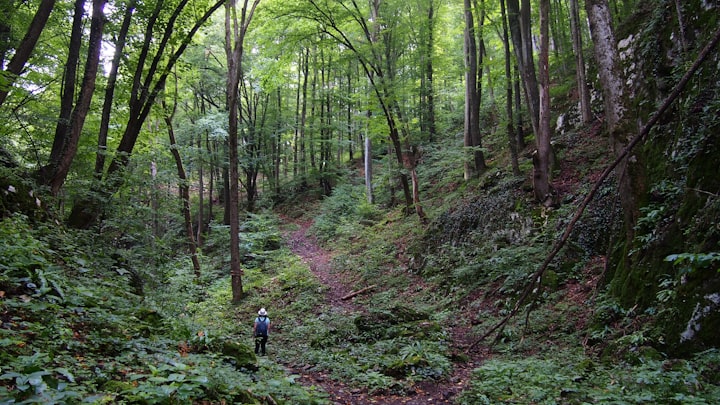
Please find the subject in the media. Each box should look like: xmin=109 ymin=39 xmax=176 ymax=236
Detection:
xmin=569 ymin=0 xmax=592 ymax=123
xmin=297 ymin=1 xmax=414 ymax=212
xmin=534 ymin=0 xmax=552 ymax=204
xmin=585 ymin=0 xmax=646 ymax=258
xmin=40 ymin=0 xmax=107 ymax=194
xmin=95 ymin=0 xmax=137 ymax=178
xmin=67 ymin=0 xmax=226 ymax=228
xmin=225 ymin=0 xmax=261 ymax=303
xmin=500 ymin=0 xmax=520 ymax=175
xmin=463 ymin=0 xmax=487 ymax=180
xmin=507 ymin=0 xmax=540 ymax=137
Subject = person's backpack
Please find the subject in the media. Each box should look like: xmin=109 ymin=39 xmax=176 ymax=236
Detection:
xmin=255 ymin=316 xmax=268 ymax=337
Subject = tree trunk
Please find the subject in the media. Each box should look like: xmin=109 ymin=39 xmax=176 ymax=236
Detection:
xmin=500 ymin=0 xmax=521 ymax=175
xmin=300 ymin=48 xmax=309 ymax=180
xmin=513 ymin=62 xmax=525 ymax=149
xmin=225 ymin=0 xmax=260 ymax=303
xmin=197 ymin=131 xmax=204 ymax=247
xmin=463 ymin=0 xmax=486 ymax=180
xmin=507 ymin=0 xmax=540 ymax=137
xmin=534 ymin=0 xmax=553 ymax=204
xmin=569 ymin=0 xmax=592 ymax=123
xmin=585 ymin=0 xmax=646 ymax=251
xmin=422 ymin=0 xmax=436 ymax=142
xmin=364 ymin=109 xmax=373 ymax=204
xmin=463 ymin=0 xmax=478 ymax=180
xmin=46 ymin=0 xmax=107 ymax=195
xmin=0 ymin=0 xmax=56 ymax=107
xmin=163 ymin=99 xmax=201 ymax=276
xmin=41 ymin=0 xmax=84 ymax=185
xmin=95 ymin=0 xmax=136 ymax=178
xmin=66 ymin=0 xmax=225 ymax=229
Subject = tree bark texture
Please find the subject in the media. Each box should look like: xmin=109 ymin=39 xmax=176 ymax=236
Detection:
xmin=585 ymin=0 xmax=646 ymax=243
xmin=500 ymin=0 xmax=521 ymax=175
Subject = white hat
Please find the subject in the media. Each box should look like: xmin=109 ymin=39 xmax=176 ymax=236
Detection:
xmin=258 ymin=308 xmax=267 ymax=316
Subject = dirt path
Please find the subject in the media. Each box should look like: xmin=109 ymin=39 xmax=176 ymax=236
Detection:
xmin=283 ymin=217 xmax=489 ymax=404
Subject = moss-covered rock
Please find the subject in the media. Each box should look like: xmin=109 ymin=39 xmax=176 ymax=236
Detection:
xmin=354 ymin=305 xmax=431 ymax=341
xmin=221 ymin=340 xmax=258 ymax=371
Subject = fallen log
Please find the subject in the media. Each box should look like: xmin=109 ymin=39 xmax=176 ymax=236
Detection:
xmin=341 ymin=285 xmax=377 ymax=300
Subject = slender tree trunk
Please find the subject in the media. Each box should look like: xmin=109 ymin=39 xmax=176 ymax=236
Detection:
xmin=534 ymin=0 xmax=553 ymax=204
xmin=422 ymin=0 xmax=436 ymax=142
xmin=225 ymin=0 xmax=260 ymax=303
xmin=207 ymin=133 xmax=215 ymax=225
xmin=463 ymin=0 xmax=482 ymax=180
xmin=501 ymin=0 xmax=521 ymax=175
xmin=514 ymin=62 xmax=525 ymax=149
xmin=197 ymin=131 xmax=204 ymax=247
xmin=95 ymin=0 xmax=136 ymax=178
xmin=273 ymin=87 xmax=281 ymax=196
xmin=507 ymin=0 xmax=540 ymax=137
xmin=309 ymin=48 xmax=318 ymax=172
xmin=473 ymin=0 xmax=487 ymax=173
xmin=364 ymin=109 xmax=373 ymax=204
xmin=300 ymin=48 xmax=309 ymax=180
xmin=163 ymin=100 xmax=201 ymax=276
xmin=0 ymin=0 xmax=56 ymax=107
xmin=569 ymin=0 xmax=592 ymax=123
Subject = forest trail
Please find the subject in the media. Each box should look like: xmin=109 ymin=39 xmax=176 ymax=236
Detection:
xmin=282 ymin=216 xmax=490 ymax=404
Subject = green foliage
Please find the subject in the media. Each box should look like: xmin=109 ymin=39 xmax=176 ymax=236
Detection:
xmin=459 ymin=350 xmax=720 ymax=404
xmin=665 ymin=252 xmax=720 ymax=274
xmin=310 ymin=183 xmax=378 ymax=243
xmin=0 ymin=210 xmax=333 ymax=404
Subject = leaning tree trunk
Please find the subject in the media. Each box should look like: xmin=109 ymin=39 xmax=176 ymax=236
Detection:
xmin=67 ymin=0 xmax=226 ymax=229
xmin=0 ymin=0 xmax=56 ymax=108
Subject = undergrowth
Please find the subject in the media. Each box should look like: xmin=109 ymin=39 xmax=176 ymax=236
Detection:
xmin=0 ymin=213 xmax=328 ymax=404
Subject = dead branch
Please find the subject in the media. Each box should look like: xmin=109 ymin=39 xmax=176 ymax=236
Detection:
xmin=341 ymin=285 xmax=377 ymax=300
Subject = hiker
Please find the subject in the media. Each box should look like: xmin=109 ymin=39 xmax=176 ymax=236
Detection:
xmin=253 ymin=308 xmax=270 ymax=356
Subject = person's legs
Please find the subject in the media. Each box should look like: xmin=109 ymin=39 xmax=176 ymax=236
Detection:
xmin=260 ymin=336 xmax=268 ymax=355
xmin=254 ymin=338 xmax=261 ymax=354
